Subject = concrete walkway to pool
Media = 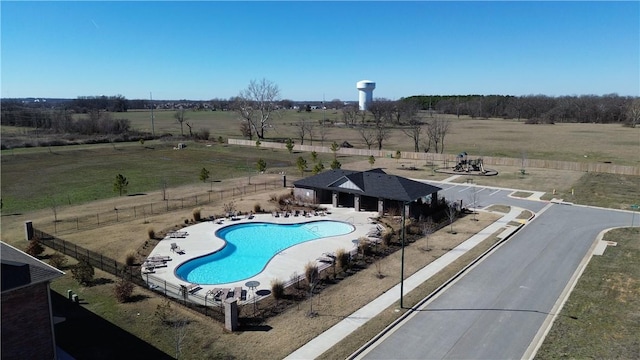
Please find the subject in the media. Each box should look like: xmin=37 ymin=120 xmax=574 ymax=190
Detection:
xmin=143 ymin=206 xmax=381 ymax=303
xmin=284 ymin=206 xmax=524 ymax=360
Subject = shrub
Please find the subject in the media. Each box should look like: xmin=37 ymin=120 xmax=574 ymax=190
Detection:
xmin=147 ymin=227 xmax=155 ymax=240
xmin=192 ymin=208 xmax=202 ymax=222
xmin=114 ymin=276 xmax=134 ymax=303
xmin=253 ymin=203 xmax=262 ymax=213
xmin=304 ymin=262 xmax=319 ymax=286
xmin=269 ymin=193 xmax=278 ymax=202
xmin=335 ymin=248 xmax=350 ymax=272
xmin=48 ymin=252 xmax=67 ymax=269
xmin=381 ymin=230 xmax=393 ymax=246
xmin=71 ymin=258 xmax=94 ymax=285
xmin=25 ymin=239 xmax=45 ymax=258
xmin=358 ymin=237 xmax=372 ymax=256
xmin=270 ymin=279 xmax=285 ymax=300
xmin=196 ymin=128 xmax=210 ymax=140
xmin=124 ymin=252 xmax=136 ymax=266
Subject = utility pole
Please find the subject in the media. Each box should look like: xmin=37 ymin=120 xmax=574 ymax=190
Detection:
xmin=322 ymin=93 xmax=326 ymax=147
xmin=150 ymin=92 xmax=155 ymax=136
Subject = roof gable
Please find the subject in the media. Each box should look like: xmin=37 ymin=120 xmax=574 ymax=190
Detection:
xmin=1 ymin=242 xmax=64 ymax=292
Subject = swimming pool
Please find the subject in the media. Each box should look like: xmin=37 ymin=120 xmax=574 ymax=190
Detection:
xmin=175 ymin=220 xmax=354 ymax=284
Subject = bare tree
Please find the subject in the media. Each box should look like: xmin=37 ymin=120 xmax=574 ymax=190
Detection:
xmin=341 ymin=105 xmax=359 ymax=126
xmin=357 ymin=124 xmax=376 ymax=150
xmin=374 ymin=121 xmax=391 ymax=150
xmin=402 ymin=116 xmax=424 ymax=152
xmin=467 ymin=188 xmax=480 ymax=221
xmin=446 ymin=201 xmax=458 ymax=233
xmin=626 ymin=98 xmax=640 ymax=128
xmin=231 ymin=96 xmax=255 ymax=140
xmin=238 ymin=78 xmax=281 ymax=139
xmin=392 ymin=98 xmax=420 ymax=125
xmin=421 ymin=217 xmax=435 ymax=251
xmin=174 ymin=109 xmax=187 ymax=136
xmin=426 ymin=117 xmax=451 ymax=153
xmin=295 ymin=117 xmax=313 ymax=145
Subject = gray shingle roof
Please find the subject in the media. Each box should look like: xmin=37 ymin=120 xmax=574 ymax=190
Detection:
xmin=293 ymin=169 xmax=441 ymax=202
xmin=1 ymin=242 xmax=64 ymax=292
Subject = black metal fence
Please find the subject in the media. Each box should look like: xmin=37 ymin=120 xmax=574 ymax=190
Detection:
xmin=45 ymin=179 xmax=287 ymax=235
xmin=35 ymin=228 xmax=228 ymax=322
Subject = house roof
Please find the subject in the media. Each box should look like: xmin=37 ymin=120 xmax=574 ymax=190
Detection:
xmin=1 ymin=241 xmax=64 ymax=293
xmin=293 ymin=169 xmax=441 ymax=202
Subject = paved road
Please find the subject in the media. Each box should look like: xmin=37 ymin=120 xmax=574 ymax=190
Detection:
xmin=358 ymin=200 xmax=633 ymax=359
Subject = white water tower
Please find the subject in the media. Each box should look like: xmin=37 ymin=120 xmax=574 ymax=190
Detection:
xmin=356 ymin=80 xmax=376 ymax=111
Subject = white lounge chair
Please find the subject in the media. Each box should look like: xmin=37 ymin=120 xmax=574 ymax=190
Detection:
xmin=170 ymin=242 xmax=184 ymax=254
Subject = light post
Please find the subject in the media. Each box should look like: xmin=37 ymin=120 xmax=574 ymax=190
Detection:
xmin=400 ymin=201 xmax=406 ymax=308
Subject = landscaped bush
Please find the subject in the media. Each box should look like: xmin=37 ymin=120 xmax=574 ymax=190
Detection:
xmin=358 ymin=237 xmax=372 ymax=256
xmin=193 ymin=208 xmax=202 ymax=222
xmin=48 ymin=252 xmax=67 ymax=269
xmin=335 ymin=248 xmax=350 ymax=272
xmin=270 ymin=279 xmax=285 ymax=300
xmin=381 ymin=230 xmax=393 ymax=246
xmin=114 ymin=277 xmax=134 ymax=303
xmin=25 ymin=239 xmax=45 ymax=258
xmin=304 ymin=262 xmax=319 ymax=287
xmin=147 ymin=227 xmax=155 ymax=240
xmin=124 ymin=251 xmax=136 ymax=266
xmin=71 ymin=257 xmax=94 ymax=285
xmin=254 ymin=203 xmax=262 ymax=213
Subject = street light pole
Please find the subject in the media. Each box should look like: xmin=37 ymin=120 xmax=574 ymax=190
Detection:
xmin=400 ymin=201 xmax=406 ymax=308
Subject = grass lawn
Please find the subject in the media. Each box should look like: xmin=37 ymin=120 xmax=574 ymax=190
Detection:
xmin=534 ymin=228 xmax=640 ymax=359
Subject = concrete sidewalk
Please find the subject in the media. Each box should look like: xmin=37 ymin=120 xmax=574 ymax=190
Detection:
xmin=285 ymin=207 xmax=524 ymax=360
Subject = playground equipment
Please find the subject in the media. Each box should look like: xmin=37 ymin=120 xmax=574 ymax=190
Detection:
xmin=454 ymin=152 xmax=486 ymax=173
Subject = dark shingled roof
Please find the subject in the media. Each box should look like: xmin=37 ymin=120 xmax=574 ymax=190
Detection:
xmin=293 ymin=169 xmax=441 ymax=202
xmin=1 ymin=241 xmax=64 ymax=292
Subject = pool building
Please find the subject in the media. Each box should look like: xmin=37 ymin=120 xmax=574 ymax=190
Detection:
xmin=293 ymin=169 xmax=442 ymax=219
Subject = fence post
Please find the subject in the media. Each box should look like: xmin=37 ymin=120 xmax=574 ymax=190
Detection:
xmin=97 ymin=214 xmax=99 ymax=226
xmin=195 ymin=195 xmax=197 ymax=205
xmin=220 ymin=191 xmax=223 ymax=200
xmin=150 ymin=203 xmax=153 ymax=214
xmin=134 ymin=206 xmax=137 ymax=218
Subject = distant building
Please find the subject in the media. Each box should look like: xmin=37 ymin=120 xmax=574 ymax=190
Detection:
xmin=1 ymin=241 xmax=64 ymax=359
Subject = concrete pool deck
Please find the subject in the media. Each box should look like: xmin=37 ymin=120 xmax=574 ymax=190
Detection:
xmin=143 ymin=205 xmax=381 ymax=302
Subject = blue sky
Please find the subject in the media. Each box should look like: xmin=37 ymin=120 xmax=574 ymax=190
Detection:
xmin=1 ymin=1 xmax=638 ymax=101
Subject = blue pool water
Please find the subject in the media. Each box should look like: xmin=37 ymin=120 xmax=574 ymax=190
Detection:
xmin=175 ymin=220 xmax=354 ymax=284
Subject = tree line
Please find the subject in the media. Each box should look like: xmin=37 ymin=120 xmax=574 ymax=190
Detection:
xmin=404 ymin=94 xmax=638 ymax=125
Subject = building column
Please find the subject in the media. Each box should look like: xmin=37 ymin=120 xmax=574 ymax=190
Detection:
xmin=378 ymin=198 xmax=384 ymax=216
xmin=432 ymin=191 xmax=438 ymax=208
xmin=332 ymin=191 xmax=338 ymax=208
xmin=354 ymin=195 xmax=361 ymax=212
xmin=405 ymin=203 xmax=411 ymax=218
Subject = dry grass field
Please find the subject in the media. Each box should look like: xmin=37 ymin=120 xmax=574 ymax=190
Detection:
xmin=109 ymin=110 xmax=640 ymax=166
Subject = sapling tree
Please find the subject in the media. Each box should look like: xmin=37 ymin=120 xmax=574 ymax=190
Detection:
xmin=113 ymin=174 xmax=128 ymax=196
xmin=368 ymin=155 xmax=376 ymax=168
xmin=199 ymin=167 xmax=210 ymax=183
xmin=296 ymin=156 xmax=308 ymax=176
xmin=256 ymin=158 xmax=267 ymax=173
xmin=285 ymin=138 xmax=294 ymax=154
